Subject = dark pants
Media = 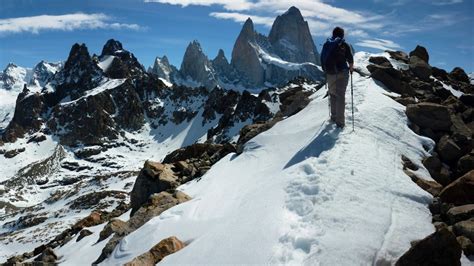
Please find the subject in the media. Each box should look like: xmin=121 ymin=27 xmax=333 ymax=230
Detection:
xmin=327 ymin=71 xmax=349 ymax=126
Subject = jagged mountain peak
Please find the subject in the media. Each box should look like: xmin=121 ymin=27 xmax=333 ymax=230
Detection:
xmin=64 ymin=43 xmax=93 ymax=70
xmin=268 ymin=6 xmax=319 ymax=64
xmin=284 ymin=6 xmax=304 ymax=18
xmin=101 ymin=39 xmax=124 ymax=56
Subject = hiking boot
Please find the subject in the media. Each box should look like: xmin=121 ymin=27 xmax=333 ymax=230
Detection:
xmin=336 ymin=123 xmax=345 ymax=129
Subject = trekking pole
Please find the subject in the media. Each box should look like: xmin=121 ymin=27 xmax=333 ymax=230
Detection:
xmin=351 ymin=72 xmax=354 ymax=132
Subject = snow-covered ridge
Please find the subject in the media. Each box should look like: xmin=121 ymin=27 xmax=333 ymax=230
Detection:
xmin=37 ymin=51 xmax=473 ymax=265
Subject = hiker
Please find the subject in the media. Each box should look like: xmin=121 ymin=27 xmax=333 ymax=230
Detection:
xmin=320 ymin=26 xmax=354 ymax=128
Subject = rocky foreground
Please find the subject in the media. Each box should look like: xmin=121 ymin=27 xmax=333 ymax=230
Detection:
xmin=366 ymin=45 xmax=473 ymax=264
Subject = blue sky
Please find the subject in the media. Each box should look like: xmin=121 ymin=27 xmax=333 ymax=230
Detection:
xmin=0 ymin=0 xmax=473 ymax=73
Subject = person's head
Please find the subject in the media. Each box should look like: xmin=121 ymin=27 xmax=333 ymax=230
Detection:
xmin=332 ymin=27 xmax=344 ymax=39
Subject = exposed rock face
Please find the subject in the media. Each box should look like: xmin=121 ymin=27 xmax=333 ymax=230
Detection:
xmin=409 ymin=56 xmax=432 ymax=81
xmin=29 ymin=60 xmax=62 ymax=87
xmin=231 ymin=18 xmax=265 ymax=87
xmin=268 ymin=6 xmax=319 ymax=64
xmin=367 ymin=64 xmax=408 ymax=95
xmin=395 ymin=228 xmax=461 ymax=266
xmin=149 ymin=55 xmax=178 ymax=82
xmin=125 ymin=236 xmax=185 ymax=265
xmin=450 ymin=67 xmax=470 ymax=84
xmin=180 ymin=40 xmax=217 ymax=88
xmin=99 ymin=39 xmax=146 ymax=79
xmin=212 ymin=49 xmax=237 ymax=84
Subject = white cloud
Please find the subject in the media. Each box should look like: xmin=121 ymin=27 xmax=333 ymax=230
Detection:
xmin=432 ymin=0 xmax=462 ymax=5
xmin=0 ymin=13 xmax=141 ymax=35
xmin=355 ymin=38 xmax=402 ymax=50
xmin=209 ymin=12 xmax=274 ymax=27
xmin=145 ymin=0 xmax=254 ymax=10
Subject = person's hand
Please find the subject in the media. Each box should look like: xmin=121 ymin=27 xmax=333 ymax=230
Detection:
xmin=349 ymin=65 xmax=354 ymax=74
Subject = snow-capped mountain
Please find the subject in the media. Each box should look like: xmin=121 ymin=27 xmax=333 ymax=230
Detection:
xmin=0 ymin=61 xmax=61 ymax=131
xmin=149 ymin=6 xmax=323 ymax=90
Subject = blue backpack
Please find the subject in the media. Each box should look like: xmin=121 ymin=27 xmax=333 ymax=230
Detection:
xmin=321 ymin=37 xmax=344 ymax=74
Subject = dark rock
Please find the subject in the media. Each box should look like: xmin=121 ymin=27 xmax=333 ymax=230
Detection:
xmin=459 ymin=94 xmax=474 ymax=107
xmin=34 ymin=247 xmax=58 ymax=263
xmin=369 ymin=56 xmax=393 ymax=67
xmin=440 ymin=170 xmax=474 ymax=205
xmin=124 ymin=236 xmax=185 ymax=265
xmin=457 ymin=236 xmax=474 ymax=257
xmin=4 ymin=147 xmax=25 ymax=158
xmin=447 ymin=204 xmax=474 ymax=224
xmin=395 ymin=228 xmax=461 ymax=266
xmin=450 ymin=67 xmax=470 ymax=83
xmin=453 ymin=219 xmax=474 ymax=242
xmin=74 ymin=146 xmax=104 ymax=159
xmin=409 ymin=45 xmax=429 ymax=63
xmin=367 ymin=64 xmax=408 ymax=95
xmin=69 ymin=190 xmax=126 ymax=210
xmin=402 ymin=155 xmax=419 ymax=171
xmin=386 ymin=50 xmax=409 ymax=63
xmin=278 ymin=86 xmax=313 ymax=117
xmin=27 ymin=133 xmax=47 ymax=143
xmin=409 ymin=56 xmax=432 ymax=81
xmin=457 ymin=154 xmax=474 ymax=176
xmin=432 ymin=67 xmax=449 ymax=81
xmin=77 ymin=229 xmax=93 ymax=242
xmin=422 ymin=155 xmax=452 ymax=186
xmin=98 ymin=219 xmax=128 ymax=242
xmin=437 ymin=135 xmax=463 ymax=163
xmin=163 ymin=143 xmax=236 ymax=164
xmin=395 ymin=97 xmax=417 ymax=106
xmin=406 ymin=103 xmax=452 ymax=131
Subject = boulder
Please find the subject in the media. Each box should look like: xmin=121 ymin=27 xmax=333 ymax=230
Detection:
xmin=77 ymin=229 xmax=93 ymax=242
xmin=125 ymin=236 xmax=185 ymax=266
xmin=432 ymin=67 xmax=449 ymax=81
xmin=409 ymin=56 xmax=432 ymax=81
xmin=406 ymin=103 xmax=452 ymax=131
xmin=453 ymin=219 xmax=474 ymax=242
xmin=130 ymin=161 xmax=179 ymax=216
xmin=369 ymin=56 xmax=393 ymax=68
xmin=456 ymin=236 xmax=474 ymax=257
xmin=422 ymin=155 xmax=452 ymax=186
xmin=439 ymin=170 xmax=474 ymax=205
xmin=404 ymin=170 xmax=442 ymax=196
xmin=437 ymin=135 xmax=463 ymax=163
xmin=98 ymin=219 xmax=128 ymax=242
xmin=395 ymin=228 xmax=461 ymax=266
xmin=386 ymin=50 xmax=409 ymax=63
xmin=457 ymin=153 xmax=474 ymax=176
xmin=450 ymin=67 xmax=470 ymax=84
xmin=447 ymin=204 xmax=474 ymax=224
xmin=4 ymin=147 xmax=25 ymax=158
xmin=72 ymin=211 xmax=102 ymax=230
xmin=34 ymin=247 xmax=58 ymax=264
xmin=367 ymin=64 xmax=408 ymax=95
xmin=409 ymin=45 xmax=429 ymax=63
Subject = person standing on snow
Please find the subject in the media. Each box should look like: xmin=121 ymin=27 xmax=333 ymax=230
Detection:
xmin=320 ymin=27 xmax=354 ymax=128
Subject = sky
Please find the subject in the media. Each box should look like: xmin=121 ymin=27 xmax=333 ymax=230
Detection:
xmin=0 ymin=0 xmax=473 ymax=73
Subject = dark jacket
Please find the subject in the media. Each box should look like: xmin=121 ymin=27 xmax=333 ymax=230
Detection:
xmin=320 ymin=37 xmax=354 ymax=74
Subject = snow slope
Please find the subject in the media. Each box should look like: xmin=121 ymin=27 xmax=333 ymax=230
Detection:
xmin=54 ymin=52 xmax=447 ymax=265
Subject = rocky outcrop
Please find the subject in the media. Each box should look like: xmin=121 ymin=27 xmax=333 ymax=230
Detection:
xmin=99 ymin=39 xmax=146 ymax=79
xmin=94 ymin=191 xmax=190 ymax=264
xmin=406 ymin=103 xmax=452 ymax=131
xmin=409 ymin=45 xmax=430 ymax=64
xmin=125 ymin=236 xmax=185 ymax=265
xmin=396 ymin=228 xmax=461 ymax=266
xmin=149 ymin=55 xmax=178 ymax=82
